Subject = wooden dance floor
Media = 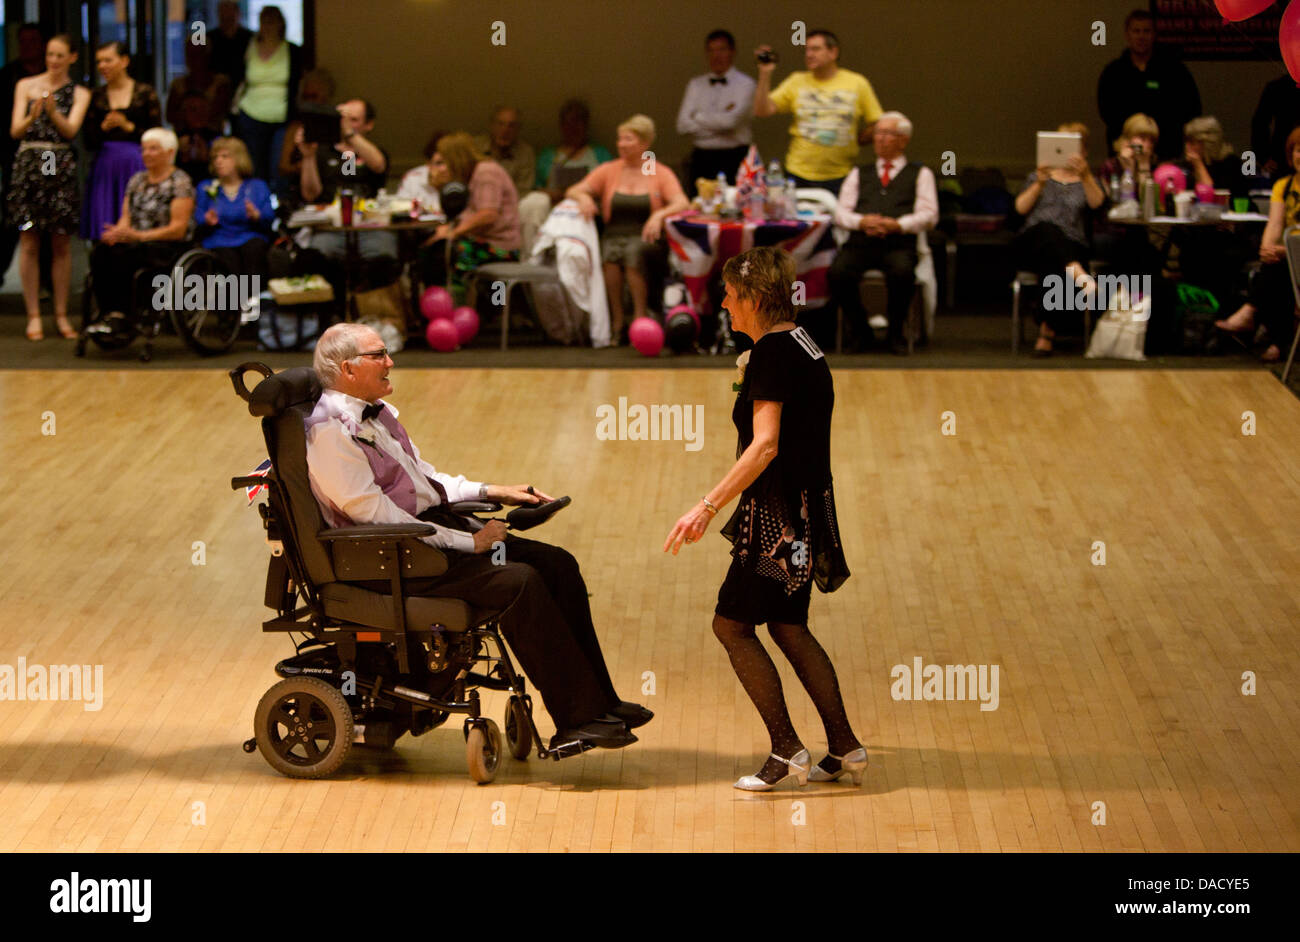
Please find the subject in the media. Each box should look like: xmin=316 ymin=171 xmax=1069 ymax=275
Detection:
xmin=1 ymin=366 xmax=1297 ymax=852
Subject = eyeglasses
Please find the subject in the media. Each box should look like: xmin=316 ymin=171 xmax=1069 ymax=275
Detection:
xmin=351 ymin=348 xmax=389 ymax=361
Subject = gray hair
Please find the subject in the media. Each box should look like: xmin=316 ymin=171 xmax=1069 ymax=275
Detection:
xmin=878 ymin=111 xmax=913 ymax=139
xmin=314 ymin=323 xmax=377 ymax=388
xmin=1184 ymin=115 xmax=1231 ymax=162
xmin=141 ymin=126 xmax=178 ymax=154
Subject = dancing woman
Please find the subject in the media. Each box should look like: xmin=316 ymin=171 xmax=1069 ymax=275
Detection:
xmin=665 ymin=246 xmax=864 ymax=790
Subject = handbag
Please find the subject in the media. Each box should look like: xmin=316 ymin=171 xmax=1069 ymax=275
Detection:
xmin=1085 ymin=280 xmax=1151 ymax=361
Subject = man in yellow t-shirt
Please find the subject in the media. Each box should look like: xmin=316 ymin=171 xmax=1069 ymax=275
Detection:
xmin=753 ymin=29 xmax=883 ymax=194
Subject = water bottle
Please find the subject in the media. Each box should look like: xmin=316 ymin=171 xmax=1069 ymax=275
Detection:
xmin=766 ymin=160 xmax=785 ymax=217
xmin=784 ymin=179 xmax=797 ymax=218
xmin=714 ymin=171 xmax=727 ymax=214
xmin=1120 ymin=168 xmax=1135 ymax=204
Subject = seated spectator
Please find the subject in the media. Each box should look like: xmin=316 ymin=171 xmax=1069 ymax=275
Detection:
xmin=828 ymin=112 xmax=938 ymax=355
xmin=566 ymin=114 xmax=690 ymax=341
xmin=1214 ymin=127 xmax=1300 ymax=363
xmin=89 ymin=127 xmax=195 ymax=319
xmin=536 ymin=100 xmax=612 ymax=204
xmin=1252 ymin=71 xmax=1300 ymax=181
xmin=193 ymin=136 xmax=273 ymax=284
xmin=165 ymin=39 xmax=231 ymax=135
xmin=1098 ymin=112 xmax=1159 ymax=184
xmin=395 ymin=130 xmax=446 ymax=215
xmin=1012 ymin=121 xmax=1107 ymax=356
xmin=276 ymin=68 xmax=335 ymax=193
xmin=1175 ymin=116 xmax=1245 ymax=196
xmin=418 ymin=131 xmax=521 ymax=304
xmin=518 ymin=99 xmax=613 ymax=253
xmin=174 ymin=91 xmax=219 ymax=187
xmin=474 ymin=105 xmax=536 ymax=199
xmin=294 ymin=98 xmax=395 ymax=281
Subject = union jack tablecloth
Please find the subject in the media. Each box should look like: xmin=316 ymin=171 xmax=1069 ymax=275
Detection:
xmin=664 ymin=213 xmax=836 ymax=313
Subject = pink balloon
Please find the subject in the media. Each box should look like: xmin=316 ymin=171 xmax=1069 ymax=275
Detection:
xmin=1215 ymin=0 xmax=1276 ymax=22
xmin=1153 ymin=163 xmax=1187 ymax=194
xmin=1284 ymin=2 xmax=1300 ymax=86
xmin=667 ymin=303 xmax=700 ymax=328
xmin=420 ymin=286 xmax=454 ymax=321
xmin=425 ymin=318 xmax=459 ymax=352
xmin=450 ymin=306 xmax=479 ymax=345
xmin=628 ymin=316 xmax=664 ymax=357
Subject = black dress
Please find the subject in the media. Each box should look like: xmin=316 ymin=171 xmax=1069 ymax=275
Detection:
xmin=716 ymin=326 xmax=850 ymax=625
xmin=6 ymin=82 xmax=80 ymax=234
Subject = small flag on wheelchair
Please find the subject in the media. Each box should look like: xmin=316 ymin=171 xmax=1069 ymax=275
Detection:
xmin=244 ymin=458 xmax=272 ymax=503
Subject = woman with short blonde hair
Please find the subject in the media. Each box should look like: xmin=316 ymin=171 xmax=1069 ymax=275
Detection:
xmin=666 ymin=245 xmax=859 ymax=792
xmin=566 ymin=113 xmax=689 ymax=341
xmin=194 ymin=135 xmax=274 ymax=283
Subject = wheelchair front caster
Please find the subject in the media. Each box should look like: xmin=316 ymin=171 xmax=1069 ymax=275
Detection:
xmin=505 ymin=696 xmax=533 ymax=761
xmin=253 ymin=677 xmax=353 ymax=779
xmin=242 ymin=738 xmax=256 ymax=753
xmin=465 ymin=718 xmax=501 ymax=784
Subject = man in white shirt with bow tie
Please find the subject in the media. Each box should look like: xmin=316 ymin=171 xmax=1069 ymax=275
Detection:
xmin=303 ymin=323 xmax=651 ymax=752
xmin=828 ymin=111 xmax=938 ymax=355
xmin=677 ymin=29 xmax=756 ymax=195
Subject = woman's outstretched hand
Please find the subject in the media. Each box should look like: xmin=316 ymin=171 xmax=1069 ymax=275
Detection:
xmin=665 ymin=502 xmax=715 ymax=555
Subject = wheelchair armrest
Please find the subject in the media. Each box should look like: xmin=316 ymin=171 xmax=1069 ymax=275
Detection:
xmin=319 ymin=524 xmax=439 ymax=541
xmin=449 ymin=500 xmax=501 ymax=514
xmin=232 ymin=475 xmax=270 ymax=490
xmin=321 ymin=524 xmax=451 ymax=581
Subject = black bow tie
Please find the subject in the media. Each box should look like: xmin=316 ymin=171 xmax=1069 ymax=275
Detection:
xmin=709 ymin=76 xmax=727 ymax=85
xmin=361 ymin=402 xmax=384 ymax=421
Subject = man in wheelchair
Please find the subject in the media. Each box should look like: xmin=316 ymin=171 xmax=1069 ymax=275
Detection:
xmin=306 ymin=322 xmax=651 ymax=751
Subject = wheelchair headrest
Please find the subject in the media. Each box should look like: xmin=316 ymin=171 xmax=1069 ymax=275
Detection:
xmin=246 ymin=366 xmax=323 ymax=417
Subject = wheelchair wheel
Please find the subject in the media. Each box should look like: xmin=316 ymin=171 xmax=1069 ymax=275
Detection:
xmin=465 ymin=718 xmax=501 ymax=784
xmin=254 ymin=677 xmax=352 ymax=779
xmin=169 ymin=248 xmax=244 ymax=355
xmin=504 ymin=696 xmax=532 ymax=760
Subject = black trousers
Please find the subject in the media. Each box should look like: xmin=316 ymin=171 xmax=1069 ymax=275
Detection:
xmin=1249 ymin=259 xmax=1297 ymax=351
xmin=828 ymin=231 xmax=917 ymax=343
xmin=210 ymin=236 xmax=270 ymax=284
xmin=1012 ymin=222 xmax=1089 ymax=334
xmin=687 ymin=145 xmax=750 ymax=194
xmin=89 ymin=241 xmax=188 ymax=315
xmin=397 ymin=534 xmax=620 ymax=731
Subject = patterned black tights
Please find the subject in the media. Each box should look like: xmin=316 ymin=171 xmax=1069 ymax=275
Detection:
xmin=713 ymin=616 xmax=860 ymax=783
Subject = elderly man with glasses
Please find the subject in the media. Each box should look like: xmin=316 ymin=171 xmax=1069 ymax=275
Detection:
xmin=304 ymin=322 xmax=651 ymax=752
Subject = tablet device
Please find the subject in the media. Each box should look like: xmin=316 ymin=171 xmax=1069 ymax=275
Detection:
xmin=300 ymin=107 xmax=341 ymax=146
xmin=1036 ymin=131 xmax=1082 ymax=169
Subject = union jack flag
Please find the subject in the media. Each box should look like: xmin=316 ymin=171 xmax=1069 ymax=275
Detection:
xmin=244 ymin=458 xmax=272 ymax=504
xmin=735 ymin=145 xmax=764 ymax=210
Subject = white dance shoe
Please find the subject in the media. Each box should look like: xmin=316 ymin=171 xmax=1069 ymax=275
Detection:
xmin=734 ymin=748 xmax=811 ymax=791
xmin=807 ymin=747 xmax=868 ymax=785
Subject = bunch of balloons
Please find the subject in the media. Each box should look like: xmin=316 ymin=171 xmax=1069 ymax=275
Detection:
xmin=419 ymin=285 xmax=480 ymax=352
xmin=1213 ymin=1 xmax=1300 ymax=85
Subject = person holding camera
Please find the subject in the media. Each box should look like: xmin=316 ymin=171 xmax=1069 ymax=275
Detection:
xmin=751 ymin=29 xmax=882 ymax=196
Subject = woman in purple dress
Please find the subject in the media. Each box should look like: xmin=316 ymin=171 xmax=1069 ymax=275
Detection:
xmin=80 ymin=41 xmax=161 ymax=241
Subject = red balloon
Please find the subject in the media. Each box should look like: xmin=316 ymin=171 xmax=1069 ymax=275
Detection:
xmin=1284 ymin=1 xmax=1300 ymax=86
xmin=1215 ymin=0 xmax=1276 ymax=22
xmin=450 ymin=306 xmax=480 ymax=344
xmin=425 ymin=318 xmax=459 ymax=352
xmin=420 ymin=285 xmax=454 ymax=321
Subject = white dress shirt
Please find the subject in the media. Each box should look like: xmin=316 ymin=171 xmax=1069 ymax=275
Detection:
xmin=833 ymin=157 xmax=940 ymax=234
xmin=676 ymin=67 xmax=756 ymax=149
xmin=305 ymin=389 xmax=483 ymax=553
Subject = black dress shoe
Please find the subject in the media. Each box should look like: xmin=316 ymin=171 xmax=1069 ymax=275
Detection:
xmin=550 ymin=715 xmax=637 ymax=750
xmin=611 ymin=700 xmax=654 ymax=729
xmin=888 ymin=337 xmax=909 ymax=356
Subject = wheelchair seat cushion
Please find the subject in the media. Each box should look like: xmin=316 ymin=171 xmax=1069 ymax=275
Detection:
xmin=320 ymin=582 xmax=489 ymax=632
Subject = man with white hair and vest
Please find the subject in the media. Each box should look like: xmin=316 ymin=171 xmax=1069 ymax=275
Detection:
xmin=827 ymin=111 xmax=938 ymax=355
xmin=303 ymin=322 xmax=652 ymax=752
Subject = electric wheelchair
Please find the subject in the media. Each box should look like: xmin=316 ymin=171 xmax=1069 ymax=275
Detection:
xmin=76 ymin=245 xmax=246 ymax=361
xmin=230 ymin=362 xmax=590 ymax=782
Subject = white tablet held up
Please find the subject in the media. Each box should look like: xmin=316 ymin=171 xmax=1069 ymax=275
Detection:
xmin=1036 ymin=131 xmax=1083 ymax=169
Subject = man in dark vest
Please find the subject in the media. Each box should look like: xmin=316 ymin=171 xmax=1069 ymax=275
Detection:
xmin=827 ymin=111 xmax=938 ymax=354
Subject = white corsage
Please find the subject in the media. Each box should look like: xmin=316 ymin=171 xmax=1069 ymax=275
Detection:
xmin=732 ymin=349 xmax=750 ymax=392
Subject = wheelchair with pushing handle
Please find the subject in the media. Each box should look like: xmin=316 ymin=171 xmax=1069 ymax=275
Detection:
xmin=230 ymin=361 xmax=581 ymax=783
